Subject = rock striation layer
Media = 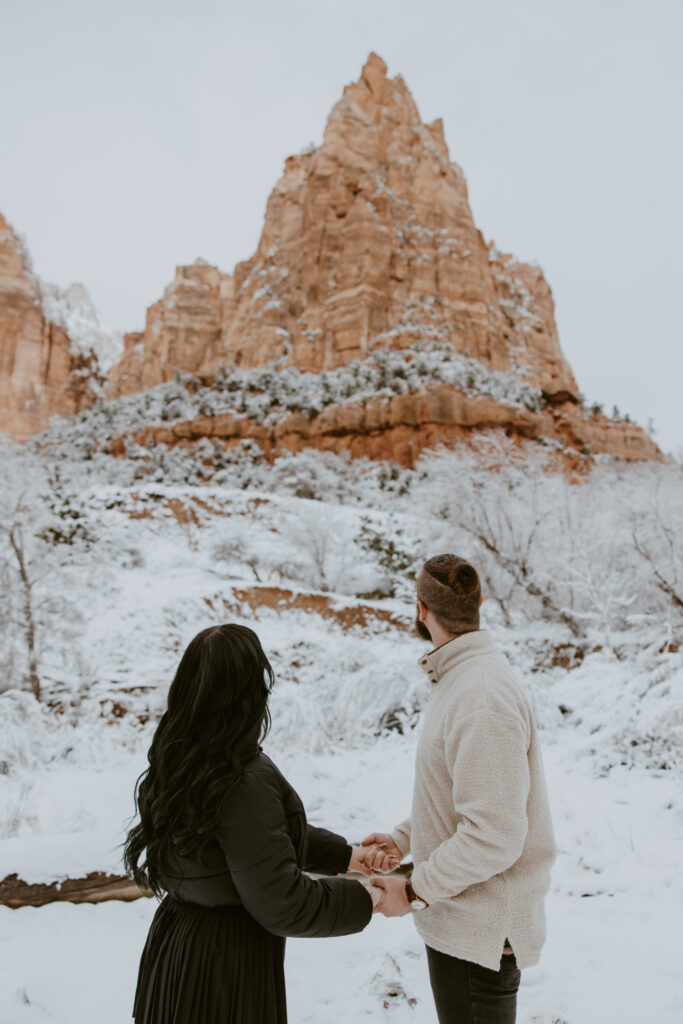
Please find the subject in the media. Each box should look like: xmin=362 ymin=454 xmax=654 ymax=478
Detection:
xmin=118 ymin=388 xmax=660 ymax=467
xmin=0 ymin=213 xmax=101 ymax=440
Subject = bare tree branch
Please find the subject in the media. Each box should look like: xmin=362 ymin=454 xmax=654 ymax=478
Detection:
xmin=633 ymin=531 xmax=683 ymax=610
xmin=7 ymin=524 xmax=41 ymax=701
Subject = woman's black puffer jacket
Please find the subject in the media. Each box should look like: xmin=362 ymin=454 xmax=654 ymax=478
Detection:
xmin=159 ymin=752 xmax=373 ymax=938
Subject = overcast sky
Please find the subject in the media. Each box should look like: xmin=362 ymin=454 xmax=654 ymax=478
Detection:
xmin=1 ymin=0 xmax=681 ymax=452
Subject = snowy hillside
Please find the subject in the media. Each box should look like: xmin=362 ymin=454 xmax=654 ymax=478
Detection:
xmin=0 ymin=436 xmax=682 ymax=1022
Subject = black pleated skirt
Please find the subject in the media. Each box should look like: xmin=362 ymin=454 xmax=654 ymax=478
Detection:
xmin=133 ymin=896 xmax=287 ymax=1023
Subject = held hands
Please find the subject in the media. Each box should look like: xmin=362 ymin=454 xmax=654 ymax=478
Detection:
xmin=359 ymin=875 xmax=411 ymax=916
xmin=357 ymin=832 xmax=403 ymax=874
xmin=360 ymin=880 xmax=386 ymax=914
xmin=348 ymin=830 xmax=410 ymax=916
xmin=348 ymin=842 xmax=400 ymax=877
xmin=369 ymin=874 xmax=412 ymax=917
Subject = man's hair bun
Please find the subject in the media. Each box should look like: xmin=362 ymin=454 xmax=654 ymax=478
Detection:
xmin=448 ymin=563 xmax=479 ymax=594
xmin=417 ymin=554 xmax=482 ymax=634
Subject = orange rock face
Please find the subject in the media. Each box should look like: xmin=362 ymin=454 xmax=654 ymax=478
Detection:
xmin=0 ymin=55 xmax=661 ymax=465
xmin=107 ymin=260 xmax=232 ymax=397
xmin=117 ymin=385 xmax=660 ymax=468
xmin=109 ymin=53 xmax=578 ymax=403
xmin=0 ymin=213 xmax=100 ymax=440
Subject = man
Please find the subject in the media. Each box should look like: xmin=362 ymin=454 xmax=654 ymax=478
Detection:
xmin=363 ymin=554 xmax=556 ymax=1024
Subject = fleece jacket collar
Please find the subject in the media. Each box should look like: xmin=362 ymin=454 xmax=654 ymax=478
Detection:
xmin=417 ymin=629 xmax=494 ymax=685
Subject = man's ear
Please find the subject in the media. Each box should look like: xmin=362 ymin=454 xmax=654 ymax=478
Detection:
xmin=479 ymin=594 xmax=484 ymax=608
xmin=417 ymin=599 xmax=428 ymax=621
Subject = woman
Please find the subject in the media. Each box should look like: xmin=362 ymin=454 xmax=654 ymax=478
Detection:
xmin=124 ymin=623 xmax=382 ymax=1023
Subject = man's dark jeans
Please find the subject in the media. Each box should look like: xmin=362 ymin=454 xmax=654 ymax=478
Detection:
xmin=426 ymin=945 xmax=521 ymax=1024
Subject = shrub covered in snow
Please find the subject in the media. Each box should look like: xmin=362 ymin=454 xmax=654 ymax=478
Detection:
xmin=32 ymin=341 xmax=545 ymax=462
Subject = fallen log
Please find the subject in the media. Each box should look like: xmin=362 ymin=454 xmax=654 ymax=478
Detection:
xmin=0 ymin=872 xmax=152 ymax=909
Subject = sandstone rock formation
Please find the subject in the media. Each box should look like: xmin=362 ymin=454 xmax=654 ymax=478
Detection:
xmin=108 ymin=53 xmax=578 ymax=404
xmin=0 ymin=54 xmax=661 ymax=465
xmin=119 ymin=386 xmax=660 ymax=467
xmin=0 ymin=213 xmax=101 ymax=440
xmin=108 ymin=259 xmax=232 ymax=398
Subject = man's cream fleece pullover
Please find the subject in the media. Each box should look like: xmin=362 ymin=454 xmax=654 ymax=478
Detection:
xmin=391 ymin=630 xmax=556 ymax=971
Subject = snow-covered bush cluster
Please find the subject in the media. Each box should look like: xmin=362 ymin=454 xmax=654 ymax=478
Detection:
xmin=417 ymin=437 xmax=683 ymax=642
xmin=32 ymin=341 xmax=545 ymax=460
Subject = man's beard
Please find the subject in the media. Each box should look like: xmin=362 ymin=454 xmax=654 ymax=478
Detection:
xmin=415 ymin=612 xmax=432 ymax=642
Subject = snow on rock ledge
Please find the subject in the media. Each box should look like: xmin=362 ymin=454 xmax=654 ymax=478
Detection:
xmin=38 ymin=280 xmax=123 ymax=375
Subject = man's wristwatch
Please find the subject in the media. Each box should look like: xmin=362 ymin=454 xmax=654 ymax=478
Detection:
xmin=405 ymin=879 xmax=429 ymax=910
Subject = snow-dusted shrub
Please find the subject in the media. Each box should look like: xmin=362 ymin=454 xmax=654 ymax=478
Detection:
xmin=552 ymin=638 xmax=683 ymax=773
xmin=276 ymin=504 xmax=361 ymax=594
xmin=0 ymin=444 xmax=98 ymax=700
xmin=416 ymin=438 xmax=683 ymax=646
xmin=266 ymin=623 xmax=428 ymax=752
xmin=37 ymin=466 xmax=93 ymax=547
xmin=268 ymin=449 xmax=362 ymax=502
xmin=0 ymin=691 xmax=64 ymax=775
xmin=354 ymin=514 xmax=422 ymax=598
xmin=626 ymin=462 xmax=683 ymax=617
xmin=210 ymin=517 xmax=274 ymax=584
xmin=418 ymin=436 xmax=577 ymax=631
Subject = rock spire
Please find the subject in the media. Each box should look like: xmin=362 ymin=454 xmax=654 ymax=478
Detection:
xmin=109 ymin=52 xmax=578 ymax=402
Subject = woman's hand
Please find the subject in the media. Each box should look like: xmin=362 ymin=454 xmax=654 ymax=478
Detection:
xmin=347 ymin=845 xmax=373 ymax=875
xmin=359 ymin=833 xmax=402 ymax=873
xmin=348 ymin=840 xmax=401 ymax=876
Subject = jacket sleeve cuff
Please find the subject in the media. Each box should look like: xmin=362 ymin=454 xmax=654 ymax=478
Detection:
xmin=391 ymin=820 xmax=411 ymax=858
xmin=305 ymin=825 xmax=353 ymax=875
xmin=408 ymin=864 xmax=438 ymax=904
xmin=334 ymin=842 xmax=354 ymax=875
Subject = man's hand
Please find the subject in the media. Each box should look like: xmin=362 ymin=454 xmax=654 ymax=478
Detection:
xmin=359 ymin=879 xmax=385 ymax=913
xmin=370 ymin=874 xmax=412 ymax=917
xmin=360 ymin=833 xmax=403 ymax=873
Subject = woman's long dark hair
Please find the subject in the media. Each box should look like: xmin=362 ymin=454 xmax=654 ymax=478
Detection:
xmin=123 ymin=623 xmax=274 ymax=896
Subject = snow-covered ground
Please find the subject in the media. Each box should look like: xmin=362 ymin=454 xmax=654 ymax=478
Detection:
xmin=1 ymin=456 xmax=682 ymax=1022
xmin=1 ymin=729 xmax=682 ymax=1023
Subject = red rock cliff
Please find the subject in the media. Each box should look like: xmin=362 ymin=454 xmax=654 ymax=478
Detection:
xmin=108 ymin=53 xmax=578 ymax=402
xmin=0 ymin=214 xmax=99 ymax=440
xmin=0 ymin=55 xmax=661 ymax=464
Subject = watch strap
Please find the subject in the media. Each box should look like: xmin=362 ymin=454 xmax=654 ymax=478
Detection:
xmin=405 ymin=879 xmax=429 ymax=909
